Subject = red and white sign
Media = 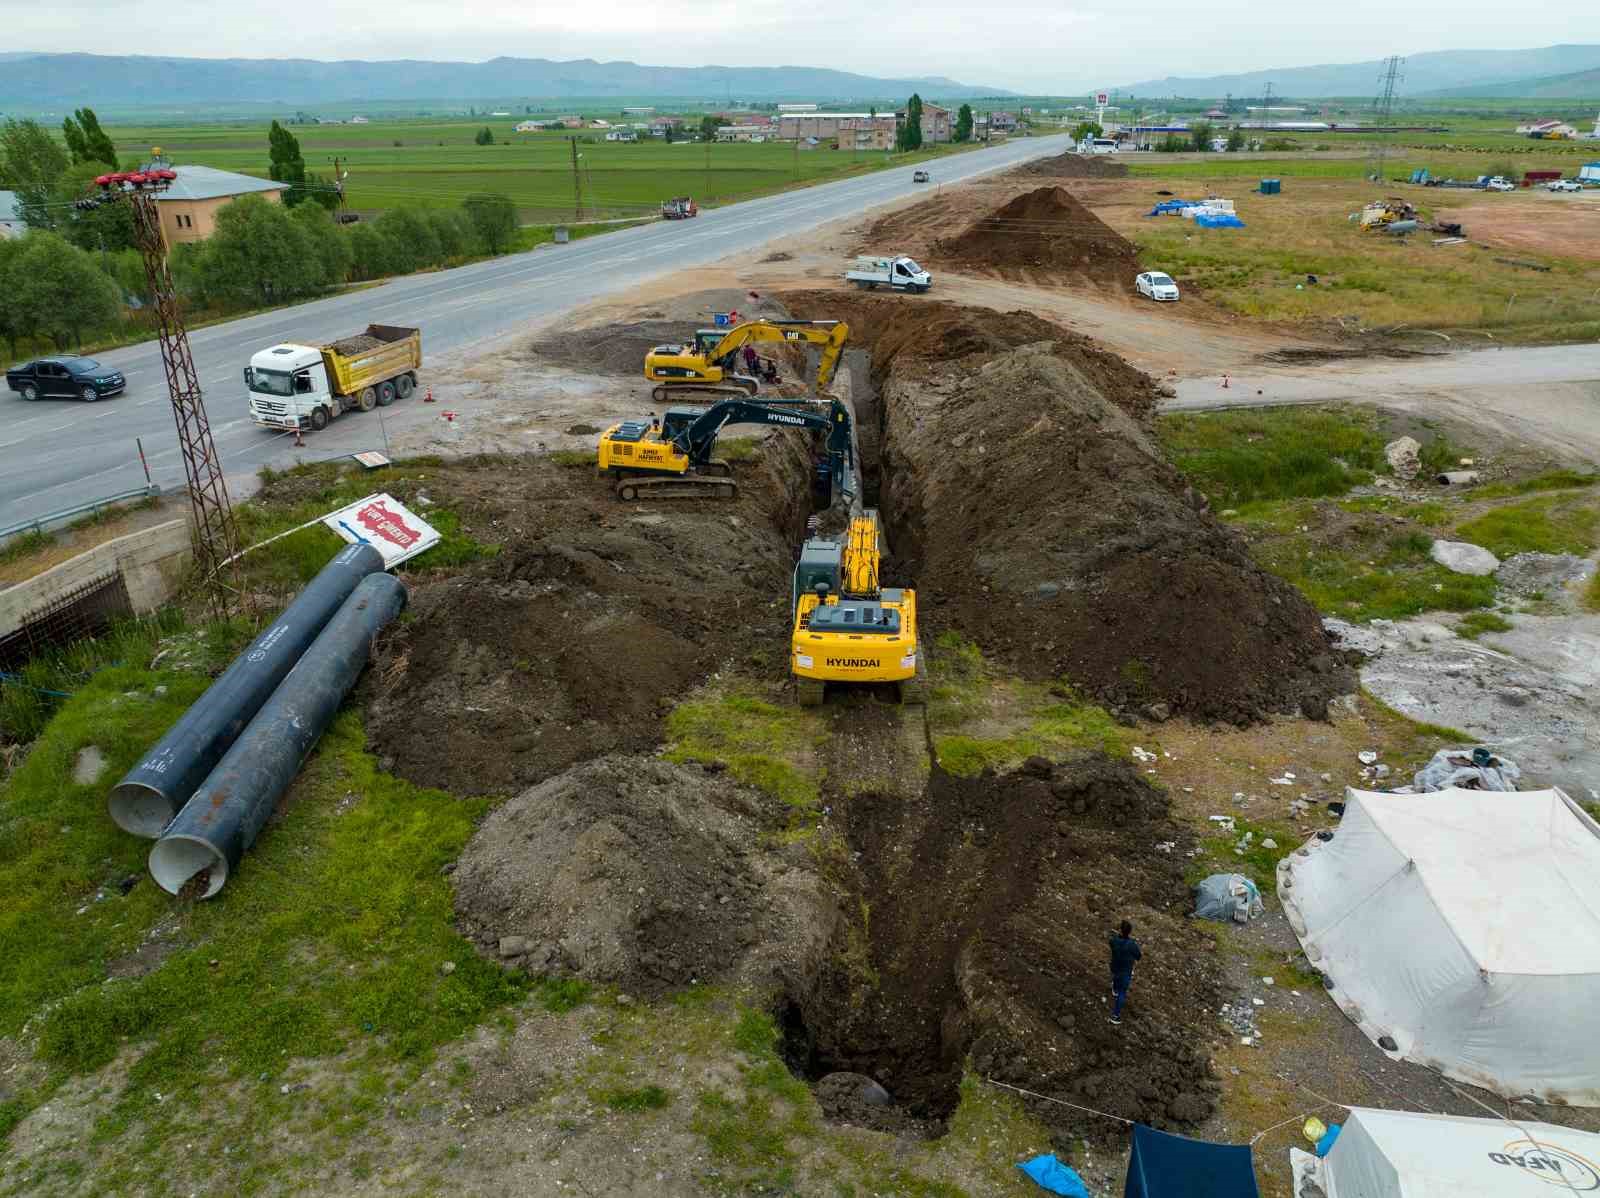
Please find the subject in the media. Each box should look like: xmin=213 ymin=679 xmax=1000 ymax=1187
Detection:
xmin=1095 ymin=92 xmax=1109 ymax=107
xmin=322 ymin=492 xmax=440 ymax=568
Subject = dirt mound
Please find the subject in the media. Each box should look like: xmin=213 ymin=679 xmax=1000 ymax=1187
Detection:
xmin=365 ymin=451 xmax=812 ymax=796
xmin=784 ymin=755 xmax=1223 ymax=1133
xmin=932 ymin=186 xmax=1138 ymax=286
xmin=781 ymin=290 xmax=1354 ymax=725
xmin=452 ymin=756 xmax=839 ymax=996
xmin=524 ymin=320 xmax=694 ymax=377
xmin=1010 ymin=153 xmax=1129 ymax=180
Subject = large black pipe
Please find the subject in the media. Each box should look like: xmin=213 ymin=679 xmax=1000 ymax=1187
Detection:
xmin=109 ymin=542 xmax=385 ymax=837
xmin=148 ymin=572 xmax=408 ymax=898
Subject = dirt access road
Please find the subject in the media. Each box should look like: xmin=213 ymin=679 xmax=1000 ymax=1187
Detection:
xmin=1167 ymin=343 xmax=1600 ymax=462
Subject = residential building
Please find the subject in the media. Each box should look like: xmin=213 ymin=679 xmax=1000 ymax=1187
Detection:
xmin=649 ymin=116 xmax=682 ymax=136
xmin=777 ymin=112 xmax=896 ymax=146
xmin=716 ymin=126 xmax=770 ymax=142
xmin=349 ymin=115 xmax=370 ymax=124
xmin=0 ymin=190 xmax=23 ymax=239
xmin=604 ymin=129 xmax=638 ymax=142
xmin=920 ymin=102 xmax=952 ymax=143
xmin=152 ymin=165 xmax=283 ymax=247
xmin=778 ymin=103 xmax=818 ymax=112
xmin=989 ymin=110 xmax=1018 ymax=132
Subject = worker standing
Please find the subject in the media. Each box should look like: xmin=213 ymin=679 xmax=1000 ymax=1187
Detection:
xmin=742 ymin=345 xmax=760 ymax=376
xmin=1108 ymin=919 xmax=1142 ymax=1026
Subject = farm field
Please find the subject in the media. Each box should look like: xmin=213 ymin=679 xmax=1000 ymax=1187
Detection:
xmin=107 ymin=118 xmax=985 ymax=219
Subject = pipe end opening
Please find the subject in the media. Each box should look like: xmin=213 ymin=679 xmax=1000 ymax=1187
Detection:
xmin=108 ymin=782 xmax=178 ymax=839
xmin=148 ymin=836 xmax=227 ymax=899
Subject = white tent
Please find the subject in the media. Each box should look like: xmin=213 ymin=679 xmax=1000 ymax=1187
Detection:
xmin=1294 ymin=1107 xmax=1600 ymax=1198
xmin=1278 ymin=787 xmax=1600 ymax=1104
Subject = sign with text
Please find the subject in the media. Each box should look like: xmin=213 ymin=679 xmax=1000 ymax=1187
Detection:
xmin=322 ymin=493 xmax=440 ymax=568
xmin=1095 ymin=92 xmax=1109 ymax=107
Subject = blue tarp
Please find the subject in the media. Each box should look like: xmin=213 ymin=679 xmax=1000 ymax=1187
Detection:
xmin=1195 ymin=213 xmax=1246 ymax=228
xmin=1124 ymin=1125 xmax=1261 ymax=1198
xmin=1018 ymin=1154 xmax=1090 ymax=1197
xmin=1315 ymin=1123 xmax=1342 ymax=1157
xmin=1147 ymin=199 xmax=1199 ymax=215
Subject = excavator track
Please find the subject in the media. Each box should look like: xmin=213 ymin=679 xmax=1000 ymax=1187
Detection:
xmin=897 ymin=641 xmax=928 ymax=706
xmin=614 ymin=475 xmax=738 ymax=501
xmin=649 ymin=379 xmax=759 ymax=403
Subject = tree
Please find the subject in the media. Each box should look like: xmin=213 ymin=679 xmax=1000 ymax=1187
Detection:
xmin=300 ymin=170 xmax=341 ymax=211
xmin=61 ymin=108 xmax=117 ymax=169
xmin=1224 ymin=128 xmax=1245 ymax=152
xmin=699 ymin=115 xmax=719 ymax=142
xmin=375 ymin=206 xmax=441 ymax=271
xmin=427 ymin=208 xmax=473 ymax=260
xmin=55 ymin=162 xmax=135 ymax=254
xmin=3 ymin=232 xmax=122 ymax=350
xmin=954 ymin=104 xmax=974 ymax=143
xmin=896 ymin=94 xmax=924 ymax=152
xmin=194 ymin=195 xmax=320 ymax=305
xmin=0 ymin=118 xmax=70 ymax=230
xmin=663 ymin=124 xmax=675 ymax=144
xmin=0 ymin=237 xmax=26 ymax=358
xmin=290 ymin=203 xmax=351 ymax=285
xmin=267 ymin=119 xmax=309 ymax=207
xmin=1190 ymin=121 xmax=1215 ymax=153
xmin=346 ymin=223 xmax=407 ymax=281
xmin=1072 ymin=120 xmax=1104 ymax=143
xmin=474 ymin=126 xmax=495 ymax=146
xmin=462 ymin=192 xmax=518 ymax=254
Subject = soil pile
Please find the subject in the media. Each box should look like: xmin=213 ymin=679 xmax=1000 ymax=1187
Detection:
xmin=365 ymin=450 xmax=812 ymax=795
xmin=785 ymin=755 xmax=1223 ymax=1133
xmin=781 ymin=290 xmax=1354 ymax=724
xmin=524 ymin=320 xmax=697 ymax=377
xmin=932 ymin=186 xmax=1139 ymax=286
xmin=452 ymin=756 xmax=839 ymax=996
xmin=1011 ymin=153 xmax=1129 ymax=180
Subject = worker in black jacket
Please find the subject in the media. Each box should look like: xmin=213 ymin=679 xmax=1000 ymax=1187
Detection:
xmin=1108 ymin=920 xmax=1142 ymax=1026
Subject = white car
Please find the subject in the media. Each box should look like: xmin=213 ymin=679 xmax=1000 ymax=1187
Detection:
xmin=1135 ymin=271 xmax=1180 ymax=302
xmin=1547 ymin=179 xmax=1582 ymax=193
xmin=1484 ymin=178 xmax=1516 ymax=192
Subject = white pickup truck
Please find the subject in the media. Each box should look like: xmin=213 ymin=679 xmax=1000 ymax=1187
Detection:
xmin=844 ymin=255 xmax=933 ymax=293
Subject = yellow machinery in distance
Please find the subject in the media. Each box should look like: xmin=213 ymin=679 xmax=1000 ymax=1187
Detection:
xmin=790 ymin=511 xmax=923 ymax=706
xmin=643 ymin=319 xmax=849 ymax=403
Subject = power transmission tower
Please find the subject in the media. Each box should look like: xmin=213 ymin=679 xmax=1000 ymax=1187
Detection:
xmin=79 ymin=160 xmax=240 ymax=617
xmin=568 ymin=137 xmax=584 ymax=222
xmin=1368 ymin=55 xmax=1404 ymax=183
xmin=1262 ymin=83 xmax=1275 ymax=132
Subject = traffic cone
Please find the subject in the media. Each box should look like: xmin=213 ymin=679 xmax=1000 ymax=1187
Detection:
xmin=424 ymin=387 xmax=435 ymax=403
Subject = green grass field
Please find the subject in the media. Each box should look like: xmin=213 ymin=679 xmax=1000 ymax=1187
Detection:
xmin=109 ymin=119 xmax=983 ymax=220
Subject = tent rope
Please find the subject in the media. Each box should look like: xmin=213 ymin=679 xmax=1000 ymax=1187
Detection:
xmin=980 ymin=1077 xmax=1134 ymax=1125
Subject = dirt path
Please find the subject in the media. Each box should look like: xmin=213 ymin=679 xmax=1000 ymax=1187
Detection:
xmin=1437 ymin=192 xmax=1600 ymax=262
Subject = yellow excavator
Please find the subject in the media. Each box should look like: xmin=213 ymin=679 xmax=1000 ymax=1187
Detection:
xmin=643 ymin=319 xmax=849 ymax=403
xmin=790 ymin=511 xmax=923 ymax=706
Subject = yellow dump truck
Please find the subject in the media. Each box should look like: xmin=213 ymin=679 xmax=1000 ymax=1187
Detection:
xmin=246 ymin=324 xmax=422 ymax=431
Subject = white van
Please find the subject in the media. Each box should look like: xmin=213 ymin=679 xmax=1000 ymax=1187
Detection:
xmin=1085 ymin=138 xmax=1119 ymax=155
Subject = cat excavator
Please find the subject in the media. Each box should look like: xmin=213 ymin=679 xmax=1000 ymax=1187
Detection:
xmin=597 ymin=396 xmax=855 ymax=502
xmin=790 ymin=511 xmax=923 ymax=706
xmin=643 ymin=319 xmax=849 ymax=403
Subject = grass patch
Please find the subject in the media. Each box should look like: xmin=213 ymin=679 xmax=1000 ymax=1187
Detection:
xmin=238 ymin=459 xmax=498 ymax=590
xmin=1456 ymin=611 xmax=1513 ymax=639
xmin=1193 ymin=816 xmax=1298 ymax=893
xmin=691 ymin=1005 xmax=817 ymax=1191
xmin=928 ymin=633 xmax=1129 ymax=776
xmin=547 ymin=448 xmax=598 ymax=467
xmin=1584 ymin=572 xmax=1600 ymax=615
xmin=533 ymin=977 xmax=592 ymax=1013
xmin=0 ymin=529 xmax=55 ymax=566
xmin=1454 ymin=495 xmax=1600 ymax=558
xmin=1474 ymin=470 xmax=1599 ymax=499
xmin=1156 ymin=407 xmax=1387 ymax=505
xmin=601 ymin=1084 xmax=671 ymax=1112
xmin=665 ymin=684 xmax=828 ymax=812
xmin=5 ymin=687 xmax=525 ymax=1162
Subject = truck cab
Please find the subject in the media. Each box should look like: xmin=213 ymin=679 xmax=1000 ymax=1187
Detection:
xmin=246 ymin=344 xmax=334 ymax=431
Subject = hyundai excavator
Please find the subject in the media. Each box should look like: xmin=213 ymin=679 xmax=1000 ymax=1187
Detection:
xmin=791 ymin=510 xmax=923 ymax=706
xmin=597 ymin=396 xmax=855 ymax=502
xmin=643 ymin=319 xmax=849 ymax=403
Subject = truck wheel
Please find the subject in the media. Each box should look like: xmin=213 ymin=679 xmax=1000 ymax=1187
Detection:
xmin=377 ymin=380 xmax=397 ymax=407
xmin=395 ymin=374 xmax=415 ymax=399
xmin=309 ymin=406 xmax=330 ymax=432
xmin=356 ymin=387 xmax=377 ymax=412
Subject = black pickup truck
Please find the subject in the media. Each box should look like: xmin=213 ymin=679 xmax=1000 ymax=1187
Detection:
xmin=5 ymin=356 xmax=126 ymax=402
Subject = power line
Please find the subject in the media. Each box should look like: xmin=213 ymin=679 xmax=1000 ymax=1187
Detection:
xmin=1368 ymin=55 xmax=1405 ymax=184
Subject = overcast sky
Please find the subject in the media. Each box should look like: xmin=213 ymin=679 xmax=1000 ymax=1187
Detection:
xmin=15 ymin=0 xmax=1598 ymax=92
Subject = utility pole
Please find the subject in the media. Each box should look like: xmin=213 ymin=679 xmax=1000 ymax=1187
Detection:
xmin=704 ymin=137 xmax=711 ymax=201
xmin=1368 ymin=55 xmax=1405 ymax=184
xmin=568 ymin=137 xmax=584 ymax=222
xmin=79 ymin=159 xmax=240 ymax=616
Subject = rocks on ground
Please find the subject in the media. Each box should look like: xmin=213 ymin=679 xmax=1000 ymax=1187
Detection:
xmin=1384 ymin=436 xmax=1421 ymax=482
xmin=1430 ymin=540 xmax=1499 ymax=576
xmin=1496 ymin=552 xmax=1594 ymax=596
xmin=451 ymin=755 xmax=839 ymax=996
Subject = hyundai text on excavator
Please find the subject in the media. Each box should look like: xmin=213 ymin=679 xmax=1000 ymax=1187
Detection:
xmin=597 ymin=396 xmax=855 ymax=502
xmin=791 ymin=511 xmax=923 ymax=706
xmin=643 ymin=319 xmax=849 ymax=403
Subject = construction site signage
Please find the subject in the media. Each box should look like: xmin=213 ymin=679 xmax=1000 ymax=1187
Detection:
xmin=322 ymin=493 xmax=440 ymax=568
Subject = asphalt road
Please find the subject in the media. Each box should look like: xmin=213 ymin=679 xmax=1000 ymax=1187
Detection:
xmin=1 ymin=135 xmax=1071 ymax=530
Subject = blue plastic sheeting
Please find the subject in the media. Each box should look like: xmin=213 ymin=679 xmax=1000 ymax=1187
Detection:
xmin=1315 ymin=1123 xmax=1342 ymax=1157
xmin=1148 ymin=199 xmax=1200 ymax=215
xmin=1195 ymin=213 xmax=1246 ymax=228
xmin=1018 ymin=1154 xmax=1091 ymax=1197
xmin=1124 ymin=1125 xmax=1261 ymax=1198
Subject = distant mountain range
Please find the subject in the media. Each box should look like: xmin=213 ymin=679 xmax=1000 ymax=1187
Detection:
xmin=1422 ymin=66 xmax=1600 ymax=100
xmin=1116 ymin=44 xmax=1600 ymax=99
xmin=0 ymin=53 xmax=1005 ymax=108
